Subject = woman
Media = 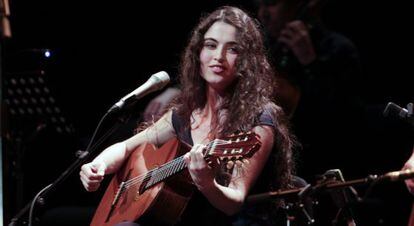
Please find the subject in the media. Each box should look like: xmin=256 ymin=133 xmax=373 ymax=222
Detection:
xmin=80 ymin=6 xmax=295 ymax=226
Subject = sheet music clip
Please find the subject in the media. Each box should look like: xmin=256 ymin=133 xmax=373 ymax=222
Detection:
xmin=383 ymin=102 xmax=414 ymax=127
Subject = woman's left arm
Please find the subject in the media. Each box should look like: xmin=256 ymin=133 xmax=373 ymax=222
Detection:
xmin=184 ymin=125 xmax=275 ymax=215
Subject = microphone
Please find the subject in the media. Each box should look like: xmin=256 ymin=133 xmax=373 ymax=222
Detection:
xmin=379 ymin=169 xmax=414 ymax=182
xmin=108 ymin=71 xmax=170 ymax=113
xmin=383 ymin=102 xmax=414 ymax=126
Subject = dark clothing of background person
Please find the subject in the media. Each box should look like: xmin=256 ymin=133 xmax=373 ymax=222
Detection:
xmin=268 ymin=21 xmax=364 ymax=181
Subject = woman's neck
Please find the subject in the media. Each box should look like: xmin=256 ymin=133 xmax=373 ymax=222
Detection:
xmin=203 ymin=85 xmax=226 ymax=115
xmin=193 ymin=86 xmax=225 ymax=130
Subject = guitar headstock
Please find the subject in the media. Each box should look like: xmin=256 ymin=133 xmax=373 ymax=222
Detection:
xmin=203 ymin=131 xmax=261 ymax=165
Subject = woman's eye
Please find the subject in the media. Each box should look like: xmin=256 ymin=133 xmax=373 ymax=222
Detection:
xmin=228 ymin=46 xmax=239 ymax=54
xmin=204 ymin=42 xmax=216 ymax=49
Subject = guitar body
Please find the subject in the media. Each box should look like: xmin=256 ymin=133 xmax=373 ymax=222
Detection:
xmin=91 ymin=138 xmax=194 ymax=226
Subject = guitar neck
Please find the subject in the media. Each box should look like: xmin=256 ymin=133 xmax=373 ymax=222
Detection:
xmin=144 ymin=155 xmax=187 ymax=190
xmin=138 ymin=134 xmax=260 ymax=191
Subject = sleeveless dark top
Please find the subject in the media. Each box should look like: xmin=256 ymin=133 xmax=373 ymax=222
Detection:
xmin=171 ymin=109 xmax=275 ymax=226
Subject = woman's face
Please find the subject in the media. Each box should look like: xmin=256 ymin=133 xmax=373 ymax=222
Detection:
xmin=199 ymin=21 xmax=239 ymax=92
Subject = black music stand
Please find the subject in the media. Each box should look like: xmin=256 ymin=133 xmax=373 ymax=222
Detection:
xmin=3 ymin=66 xmax=75 ymax=224
xmin=4 ymin=70 xmax=74 ymax=135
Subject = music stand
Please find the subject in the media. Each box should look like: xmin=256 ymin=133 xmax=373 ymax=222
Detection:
xmin=2 ymin=67 xmax=75 ymax=223
xmin=4 ymin=70 xmax=74 ymax=135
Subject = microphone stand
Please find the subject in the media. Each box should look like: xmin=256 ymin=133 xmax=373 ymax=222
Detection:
xmin=246 ymin=174 xmax=379 ymax=226
xmin=8 ymin=109 xmax=132 ymax=226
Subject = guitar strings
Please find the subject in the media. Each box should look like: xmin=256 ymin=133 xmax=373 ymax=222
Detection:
xmin=120 ymin=139 xmax=233 ymax=190
xmin=122 ymin=139 xmax=242 ymax=190
xmin=123 ymin=155 xmax=186 ymax=188
xmin=122 ymin=139 xmax=240 ymax=188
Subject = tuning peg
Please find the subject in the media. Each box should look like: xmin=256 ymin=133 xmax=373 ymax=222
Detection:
xmin=216 ymin=158 xmax=221 ymax=165
xmin=235 ymin=160 xmax=243 ymax=167
xmin=220 ymin=157 xmax=228 ymax=162
xmin=226 ymin=161 xmax=234 ymax=170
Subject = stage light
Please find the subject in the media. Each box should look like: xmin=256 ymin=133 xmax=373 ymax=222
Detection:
xmin=44 ymin=49 xmax=51 ymax=58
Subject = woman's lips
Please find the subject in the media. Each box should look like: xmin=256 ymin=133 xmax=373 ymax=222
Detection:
xmin=210 ymin=65 xmax=225 ymax=73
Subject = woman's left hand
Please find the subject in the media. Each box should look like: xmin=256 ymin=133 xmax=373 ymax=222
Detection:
xmin=183 ymin=144 xmax=216 ymax=191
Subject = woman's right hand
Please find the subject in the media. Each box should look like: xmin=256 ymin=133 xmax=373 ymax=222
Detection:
xmin=80 ymin=160 xmax=106 ymax=192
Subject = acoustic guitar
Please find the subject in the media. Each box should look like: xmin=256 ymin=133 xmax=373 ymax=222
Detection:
xmin=90 ymin=132 xmax=261 ymax=226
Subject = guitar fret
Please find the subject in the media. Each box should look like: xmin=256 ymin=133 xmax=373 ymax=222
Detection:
xmin=167 ymin=161 xmax=174 ymax=178
xmin=175 ymin=159 xmax=182 ymax=172
xmin=169 ymin=161 xmax=175 ymax=177
xmin=178 ymin=157 xmax=185 ymax=171
xmin=172 ymin=159 xmax=179 ymax=175
xmin=155 ymin=169 xmax=161 ymax=184
xmin=177 ymin=157 xmax=184 ymax=172
xmin=158 ymin=168 xmax=163 ymax=183
xmin=147 ymin=171 xmax=155 ymax=187
xmin=162 ymin=163 xmax=169 ymax=180
xmin=162 ymin=165 xmax=167 ymax=180
xmin=162 ymin=162 xmax=169 ymax=180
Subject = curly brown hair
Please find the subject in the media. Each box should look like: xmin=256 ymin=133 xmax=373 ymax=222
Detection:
xmin=174 ymin=6 xmax=296 ymax=191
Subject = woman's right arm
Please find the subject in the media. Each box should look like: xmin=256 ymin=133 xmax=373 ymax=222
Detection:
xmin=80 ymin=110 xmax=176 ymax=191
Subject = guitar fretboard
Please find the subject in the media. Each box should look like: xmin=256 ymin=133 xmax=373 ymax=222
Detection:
xmin=145 ymin=156 xmax=187 ymax=189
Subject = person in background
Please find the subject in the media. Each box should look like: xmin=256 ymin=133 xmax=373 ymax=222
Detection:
xmin=255 ymin=0 xmax=363 ymax=179
xmin=256 ymin=0 xmax=364 ymax=225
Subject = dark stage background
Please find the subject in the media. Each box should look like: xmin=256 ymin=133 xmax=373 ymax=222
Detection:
xmin=1 ymin=0 xmax=414 ymax=226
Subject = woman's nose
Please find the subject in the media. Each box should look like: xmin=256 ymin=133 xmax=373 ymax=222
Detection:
xmin=213 ymin=47 xmax=225 ymax=62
